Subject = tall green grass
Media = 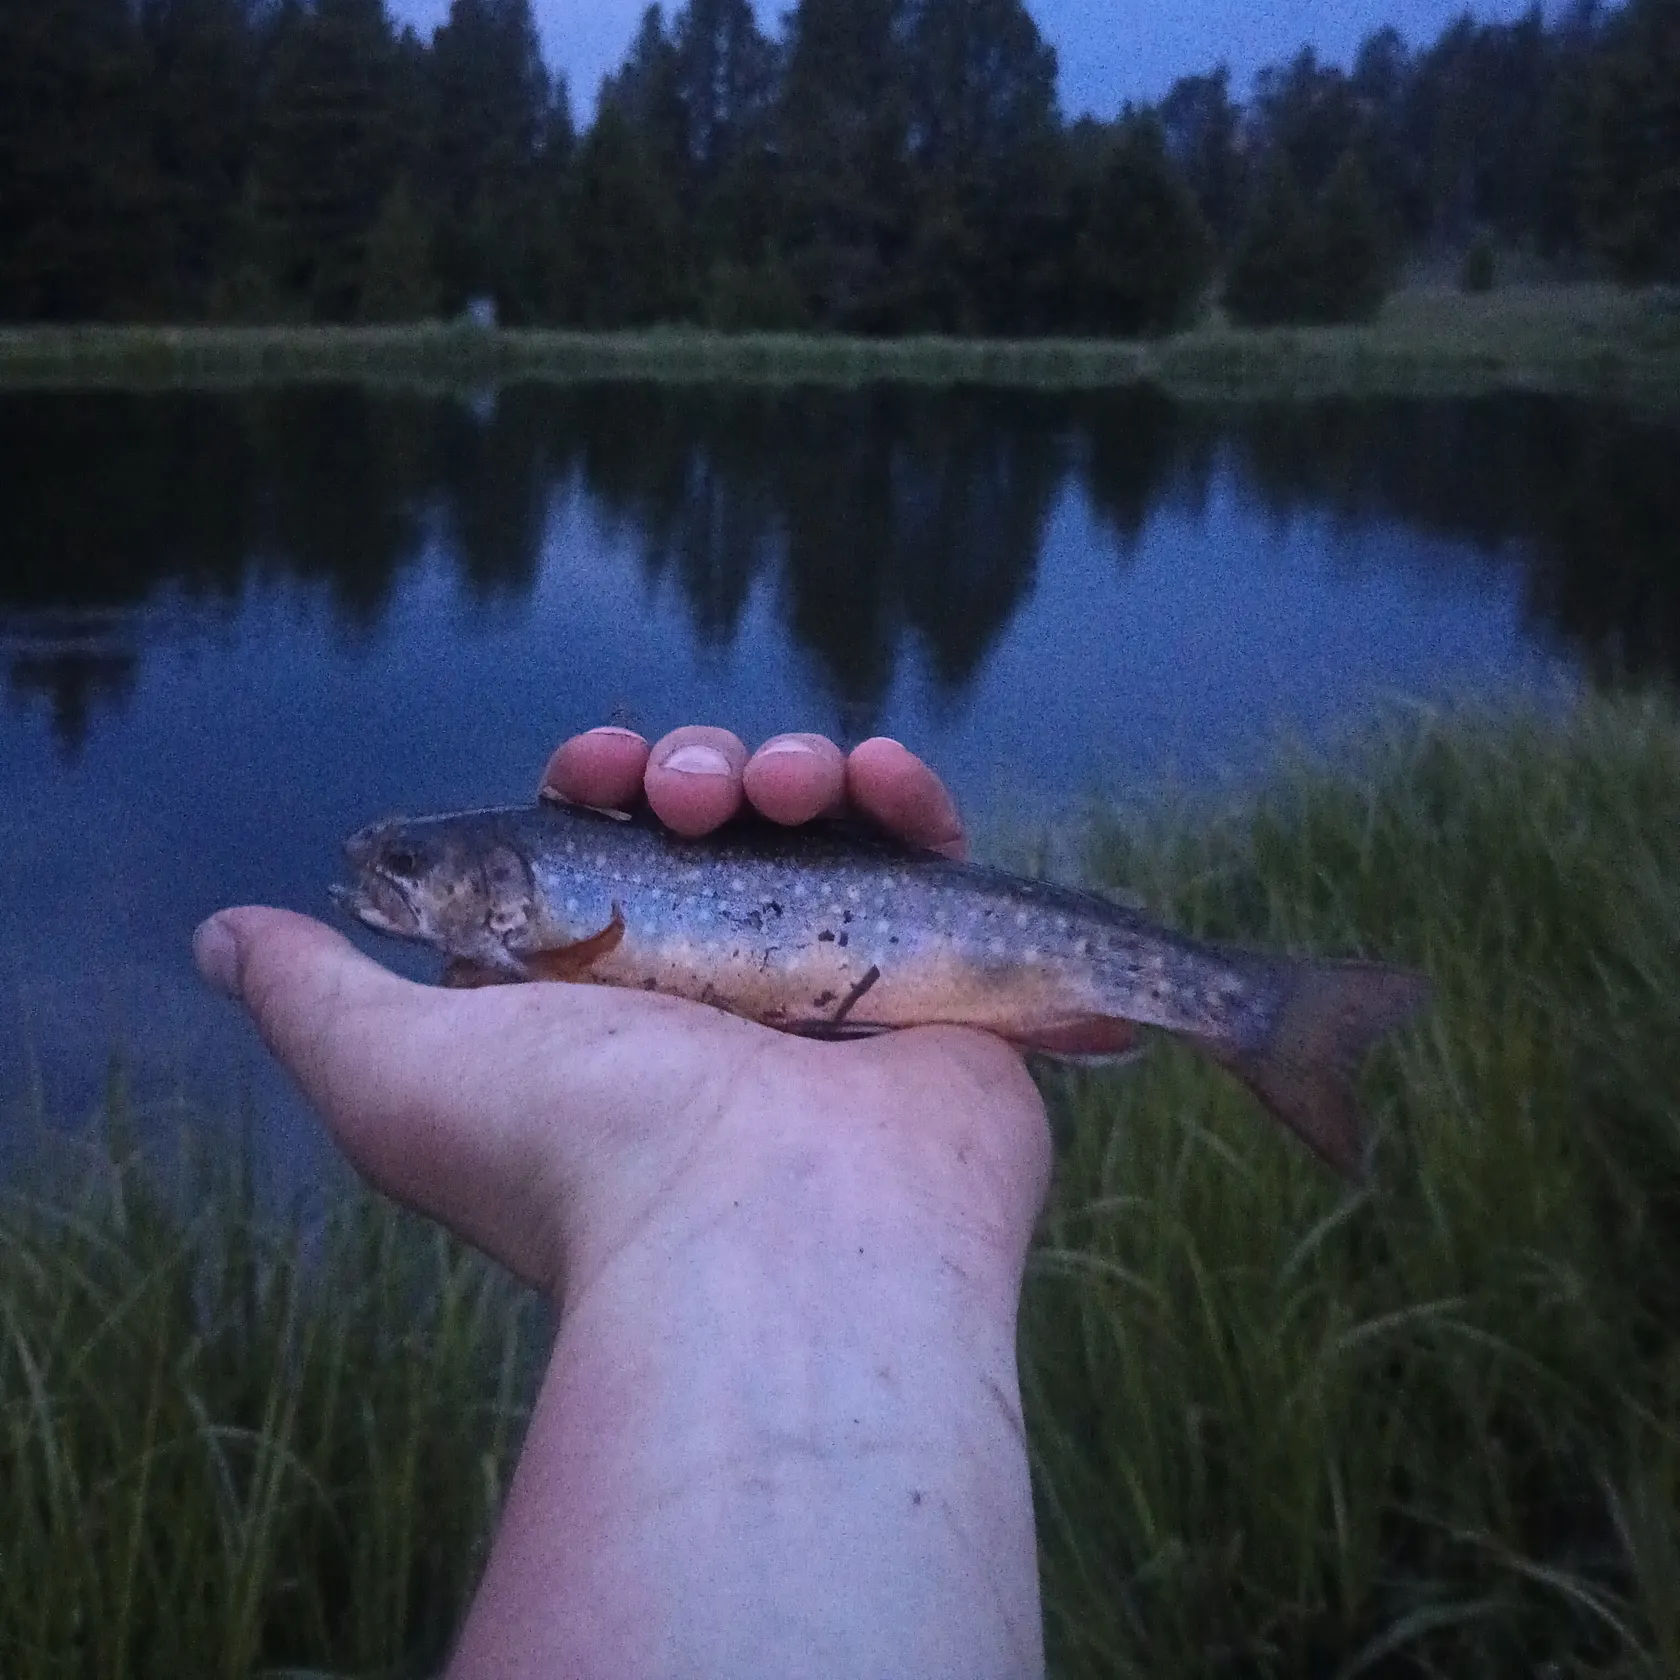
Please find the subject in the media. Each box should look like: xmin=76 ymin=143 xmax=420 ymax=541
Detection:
xmin=0 ymin=1090 xmax=548 ymax=1678
xmin=4 ymin=693 xmax=1679 ymax=1675
xmin=0 ymin=283 xmax=1676 ymax=402
xmin=1026 ymin=693 xmax=1680 ymax=1677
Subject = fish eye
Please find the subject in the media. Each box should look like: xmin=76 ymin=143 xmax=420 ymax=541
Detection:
xmin=384 ymin=846 xmax=419 ymax=878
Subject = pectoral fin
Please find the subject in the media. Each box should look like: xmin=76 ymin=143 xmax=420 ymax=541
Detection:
xmin=524 ymin=904 xmax=627 ymax=982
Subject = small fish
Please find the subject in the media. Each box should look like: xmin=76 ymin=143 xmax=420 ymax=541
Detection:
xmin=333 ymin=799 xmax=1430 ymax=1179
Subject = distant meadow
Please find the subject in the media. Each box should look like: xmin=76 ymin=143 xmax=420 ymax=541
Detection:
xmin=3 ymin=285 xmax=1678 ymax=402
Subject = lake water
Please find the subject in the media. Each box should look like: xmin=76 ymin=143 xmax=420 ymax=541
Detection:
xmin=1 ymin=384 xmax=1675 ymax=1174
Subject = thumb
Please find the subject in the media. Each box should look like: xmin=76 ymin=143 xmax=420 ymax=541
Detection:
xmin=194 ymin=907 xmax=572 ymax=1288
xmin=193 ymin=907 xmax=446 ymax=1188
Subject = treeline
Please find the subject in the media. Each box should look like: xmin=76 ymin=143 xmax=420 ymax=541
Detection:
xmin=1 ymin=0 xmax=1676 ymax=333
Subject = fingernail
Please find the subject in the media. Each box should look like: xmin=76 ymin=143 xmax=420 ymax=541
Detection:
xmin=660 ymin=744 xmax=733 ymax=776
xmin=585 ymin=726 xmax=644 ymax=741
xmin=193 ymin=915 xmax=242 ymax=1001
xmin=757 ymin=737 xmax=819 ymax=758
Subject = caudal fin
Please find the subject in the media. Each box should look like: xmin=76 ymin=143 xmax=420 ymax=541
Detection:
xmin=1197 ymin=960 xmax=1431 ymax=1181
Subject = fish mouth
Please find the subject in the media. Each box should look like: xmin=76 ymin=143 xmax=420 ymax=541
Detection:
xmin=330 ymin=880 xmax=376 ymax=922
xmin=332 ymin=870 xmax=424 ymax=938
xmin=333 ymin=824 xmax=425 ymax=938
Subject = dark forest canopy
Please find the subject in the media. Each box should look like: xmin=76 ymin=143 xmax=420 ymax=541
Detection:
xmin=0 ymin=0 xmax=1676 ymax=332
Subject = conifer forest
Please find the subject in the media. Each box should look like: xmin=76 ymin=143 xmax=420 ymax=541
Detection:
xmin=1 ymin=0 xmax=1676 ymax=335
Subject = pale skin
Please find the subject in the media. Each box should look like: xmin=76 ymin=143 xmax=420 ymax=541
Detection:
xmin=193 ymin=726 xmax=1054 ymax=1680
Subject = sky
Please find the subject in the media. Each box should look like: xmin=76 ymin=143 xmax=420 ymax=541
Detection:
xmin=391 ymin=0 xmax=1554 ymax=120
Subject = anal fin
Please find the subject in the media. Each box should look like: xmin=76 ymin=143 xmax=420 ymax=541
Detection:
xmin=1006 ymin=1017 xmax=1141 ymax=1061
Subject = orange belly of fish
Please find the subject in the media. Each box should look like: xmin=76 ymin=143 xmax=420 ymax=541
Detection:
xmin=577 ymin=935 xmax=1139 ymax=1057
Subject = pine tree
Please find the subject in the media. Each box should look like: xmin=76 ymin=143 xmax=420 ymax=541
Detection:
xmin=138 ymin=0 xmax=260 ymax=316
xmin=1223 ymin=157 xmax=1319 ymax=326
xmin=1311 ymin=147 xmax=1389 ymax=322
xmin=1349 ymin=28 xmax=1415 ymax=241
xmin=428 ymin=0 xmax=551 ymax=310
xmin=358 ymin=177 xmax=439 ymax=318
xmin=602 ymin=6 xmax=690 ymax=183
xmin=1070 ymin=111 xmax=1214 ymax=336
xmin=1252 ymin=47 xmax=1362 ymax=200
xmin=900 ymin=0 xmax=1061 ymax=330
xmin=672 ymin=0 xmax=777 ymax=182
xmin=1582 ymin=0 xmax=1680 ymax=282
xmin=670 ymin=0 xmax=781 ymax=301
xmin=499 ymin=83 xmax=577 ymax=324
xmin=904 ymin=0 xmax=1057 ymax=176
xmin=593 ymin=4 xmax=694 ymax=308
xmin=777 ymin=0 xmax=911 ymax=329
xmin=0 ymin=0 xmax=162 ymax=318
xmin=1224 ymin=148 xmax=1391 ymax=326
xmin=249 ymin=0 xmax=401 ymax=320
xmin=1159 ymin=67 xmax=1246 ymax=249
xmin=561 ymin=103 xmax=684 ymax=326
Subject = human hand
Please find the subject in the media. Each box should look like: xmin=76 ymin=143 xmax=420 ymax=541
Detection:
xmin=194 ymin=724 xmax=1052 ymax=1678
xmin=192 ymin=726 xmax=1049 ymax=1306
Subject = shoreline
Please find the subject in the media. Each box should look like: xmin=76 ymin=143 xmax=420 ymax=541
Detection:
xmin=2 ymin=283 xmax=1677 ymax=404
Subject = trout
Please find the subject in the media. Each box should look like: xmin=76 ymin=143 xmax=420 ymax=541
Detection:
xmin=333 ymin=798 xmax=1429 ymax=1179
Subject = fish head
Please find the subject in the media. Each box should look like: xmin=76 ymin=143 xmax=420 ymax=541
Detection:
xmin=334 ymin=817 xmax=535 ymax=954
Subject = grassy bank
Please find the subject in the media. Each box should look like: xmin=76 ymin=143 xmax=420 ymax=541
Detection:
xmin=1030 ymin=692 xmax=1680 ymax=1677
xmin=5 ymin=693 xmax=1680 ymax=1675
xmin=0 ymin=1106 xmax=550 ymax=1677
xmin=0 ymin=283 xmax=1677 ymax=403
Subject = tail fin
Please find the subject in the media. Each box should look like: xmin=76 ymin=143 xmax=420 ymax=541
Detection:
xmin=1195 ymin=961 xmax=1431 ymax=1181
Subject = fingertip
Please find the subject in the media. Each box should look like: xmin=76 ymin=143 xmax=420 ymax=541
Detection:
xmin=846 ymin=738 xmax=966 ymax=859
xmin=541 ymin=728 xmax=650 ymax=811
xmin=192 ymin=906 xmax=416 ymax=1065
xmin=742 ymin=734 xmax=846 ymax=826
xmin=193 ymin=912 xmax=243 ymax=1000
xmin=194 ymin=905 xmax=323 ymax=1007
xmin=645 ymin=726 xmax=748 ymax=836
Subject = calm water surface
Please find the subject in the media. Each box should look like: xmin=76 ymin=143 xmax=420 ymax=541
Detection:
xmin=2 ymin=385 xmax=1675 ymax=1172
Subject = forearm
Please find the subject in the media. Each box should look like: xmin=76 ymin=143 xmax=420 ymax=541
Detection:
xmin=448 ymin=1178 xmax=1045 ymax=1680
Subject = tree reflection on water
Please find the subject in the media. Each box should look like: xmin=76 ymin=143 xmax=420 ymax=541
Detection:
xmin=0 ymin=385 xmax=1675 ymax=757
xmin=3 ymin=615 xmax=138 ymax=757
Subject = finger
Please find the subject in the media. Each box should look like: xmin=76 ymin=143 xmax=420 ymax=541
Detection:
xmin=845 ymin=738 xmax=966 ymax=860
xmin=741 ymin=733 xmax=847 ymax=826
xmin=541 ymin=727 xmax=650 ymax=810
xmin=644 ymin=726 xmax=749 ymax=837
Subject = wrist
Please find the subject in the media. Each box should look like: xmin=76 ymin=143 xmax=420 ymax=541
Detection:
xmin=455 ymin=1121 xmax=1047 ymax=1679
xmin=459 ymin=1244 xmax=1041 ymax=1680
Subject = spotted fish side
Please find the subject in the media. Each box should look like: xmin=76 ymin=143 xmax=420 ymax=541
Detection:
xmin=336 ymin=801 xmax=1431 ymax=1178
